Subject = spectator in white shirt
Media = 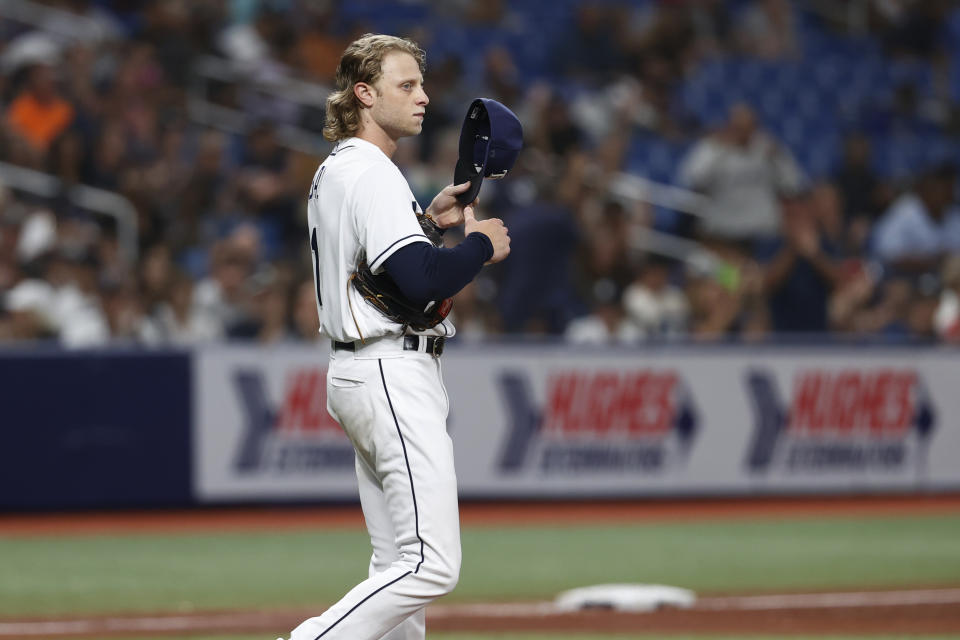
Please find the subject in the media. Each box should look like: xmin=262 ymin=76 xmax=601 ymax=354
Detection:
xmin=678 ymin=102 xmax=806 ymax=246
xmin=623 ymin=256 xmax=689 ymax=338
xmin=565 ymin=279 xmax=642 ymax=345
xmin=872 ymin=163 xmax=960 ymax=274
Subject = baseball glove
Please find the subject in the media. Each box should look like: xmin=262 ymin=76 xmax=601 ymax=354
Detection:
xmin=350 ymin=211 xmax=453 ymax=332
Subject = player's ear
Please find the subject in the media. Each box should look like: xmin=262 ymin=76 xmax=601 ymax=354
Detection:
xmin=354 ymin=82 xmax=375 ymax=108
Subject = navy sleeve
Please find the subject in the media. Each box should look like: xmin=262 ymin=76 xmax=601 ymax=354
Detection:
xmin=383 ymin=232 xmax=494 ymax=307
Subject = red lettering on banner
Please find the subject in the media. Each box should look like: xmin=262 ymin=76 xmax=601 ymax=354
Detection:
xmin=545 ymin=370 xmax=677 ymax=437
xmin=792 ymin=373 xmax=822 ymax=431
xmin=586 ymin=373 xmax=620 ymax=434
xmin=877 ymin=371 xmax=915 ymax=435
xmin=832 ymin=372 xmax=861 ymax=431
xmin=789 ymin=369 xmax=916 ymax=436
xmin=546 ymin=373 xmax=580 ymax=432
xmin=277 ymin=368 xmax=339 ymax=433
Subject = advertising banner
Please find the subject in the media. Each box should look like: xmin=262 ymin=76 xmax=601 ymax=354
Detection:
xmin=194 ymin=344 xmax=960 ymax=502
xmin=193 ymin=343 xmax=360 ymax=500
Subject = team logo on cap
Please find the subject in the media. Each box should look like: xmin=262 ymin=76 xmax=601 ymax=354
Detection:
xmin=232 ymin=368 xmax=353 ymax=473
xmin=497 ymin=369 xmax=698 ymax=474
xmin=745 ymin=368 xmax=936 ymax=474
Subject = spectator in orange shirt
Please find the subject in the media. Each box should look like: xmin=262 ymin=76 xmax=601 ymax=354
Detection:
xmin=5 ymin=64 xmax=75 ymax=156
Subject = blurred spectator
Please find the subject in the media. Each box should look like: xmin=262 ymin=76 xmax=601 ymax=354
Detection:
xmin=577 ymin=199 xmax=636 ymax=293
xmin=449 ymin=279 xmax=500 ymax=341
xmin=735 ymin=0 xmax=800 ymax=60
xmin=497 ymin=190 xmax=583 ymax=334
xmin=48 ymin=249 xmax=111 ymax=348
xmin=934 ymin=255 xmax=960 ymax=342
xmin=139 ymin=243 xmax=174 ymax=313
xmin=462 ymin=0 xmax=510 ymax=27
xmin=833 ymin=133 xmax=885 ymax=222
xmin=686 ymin=248 xmax=769 ymax=340
xmin=140 ymin=270 xmax=222 ymax=344
xmin=555 ymin=5 xmax=628 ymax=84
xmin=192 ymin=229 xmax=260 ymax=338
xmin=868 ymin=277 xmax=911 ymax=337
xmin=4 ymin=63 xmax=74 ymax=166
xmin=678 ymin=103 xmax=806 ymax=245
xmin=860 ymin=82 xmax=945 ymax=138
xmin=622 ymin=256 xmax=689 ymax=339
xmin=829 ymin=260 xmax=881 ymax=334
xmin=245 ymin=275 xmax=294 ymax=344
xmin=756 ymin=196 xmax=841 ymax=333
xmin=237 ymin=121 xmax=298 ymax=254
xmin=871 ymin=0 xmax=952 ymax=60
xmin=564 ymin=279 xmax=640 ymax=345
xmin=290 ymin=277 xmax=321 ymax=343
xmin=171 ymin=129 xmax=228 ymax=251
xmin=101 ymin=279 xmax=145 ymax=343
xmin=871 ymin=163 xmax=960 ymax=274
xmin=218 ymin=6 xmax=280 ymax=67
xmin=530 ymin=93 xmax=585 ymax=159
xmin=297 ymin=4 xmax=348 ymax=83
xmin=484 ymin=46 xmax=521 ymax=107
xmin=808 ymin=182 xmax=845 ymax=250
xmin=905 ymin=284 xmax=941 ymax=340
xmin=689 ymin=0 xmax=734 ymax=56
xmin=628 ymin=2 xmax=700 ymax=79
xmin=834 ymin=275 xmax=915 ymax=338
xmin=85 ymin=122 xmax=127 ymax=190
xmin=140 ymin=2 xmax=200 ymax=88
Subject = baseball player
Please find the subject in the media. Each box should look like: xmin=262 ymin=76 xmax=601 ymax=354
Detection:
xmin=281 ymin=34 xmax=511 ymax=640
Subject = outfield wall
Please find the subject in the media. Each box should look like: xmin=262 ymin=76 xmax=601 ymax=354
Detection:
xmin=2 ymin=343 xmax=958 ymax=508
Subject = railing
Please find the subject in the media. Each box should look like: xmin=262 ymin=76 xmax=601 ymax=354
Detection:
xmin=609 ymin=172 xmax=723 ymax=273
xmin=0 ymin=0 xmax=106 ymax=42
xmin=0 ymin=162 xmax=139 ymax=263
xmin=187 ymin=55 xmax=331 ymax=156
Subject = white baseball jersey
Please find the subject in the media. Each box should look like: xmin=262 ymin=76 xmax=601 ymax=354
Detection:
xmin=288 ymin=136 xmax=463 ymax=640
xmin=307 ymin=137 xmax=455 ymax=342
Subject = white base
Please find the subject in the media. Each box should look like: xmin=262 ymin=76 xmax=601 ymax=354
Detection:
xmin=555 ymin=583 xmax=697 ymax=613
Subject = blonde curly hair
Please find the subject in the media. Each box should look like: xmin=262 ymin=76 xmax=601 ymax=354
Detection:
xmin=323 ymin=34 xmax=426 ymax=142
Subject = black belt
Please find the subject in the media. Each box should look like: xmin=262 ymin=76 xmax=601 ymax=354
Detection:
xmin=332 ymin=336 xmax=445 ymax=357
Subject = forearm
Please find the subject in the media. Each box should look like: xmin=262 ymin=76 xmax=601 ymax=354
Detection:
xmin=383 ymin=234 xmax=494 ymax=307
xmin=888 ymin=253 xmax=946 ymax=274
xmin=806 ymin=251 xmax=841 ymax=289
xmin=763 ymin=247 xmax=797 ymax=293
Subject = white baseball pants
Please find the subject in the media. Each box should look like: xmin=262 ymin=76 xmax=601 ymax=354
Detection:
xmin=288 ymin=339 xmax=460 ymax=640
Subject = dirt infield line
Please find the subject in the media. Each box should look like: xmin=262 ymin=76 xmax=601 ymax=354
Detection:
xmin=697 ymin=588 xmax=960 ymax=610
xmin=2 ymin=587 xmax=960 ymax=637
xmin=3 ymin=495 xmax=960 ymax=538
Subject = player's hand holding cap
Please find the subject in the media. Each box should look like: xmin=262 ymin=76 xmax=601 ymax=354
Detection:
xmin=453 ymin=98 xmax=524 ymax=205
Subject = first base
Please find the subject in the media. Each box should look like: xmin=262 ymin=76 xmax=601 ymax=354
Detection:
xmin=555 ymin=584 xmax=697 ymax=612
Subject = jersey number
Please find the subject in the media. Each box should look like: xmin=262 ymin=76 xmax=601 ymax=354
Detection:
xmin=310 ymin=227 xmax=322 ymax=307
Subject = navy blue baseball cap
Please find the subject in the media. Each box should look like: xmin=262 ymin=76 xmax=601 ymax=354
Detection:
xmin=454 ymin=98 xmax=523 ymax=205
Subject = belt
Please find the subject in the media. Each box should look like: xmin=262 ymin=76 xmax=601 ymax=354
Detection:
xmin=332 ymin=336 xmax=445 ymax=357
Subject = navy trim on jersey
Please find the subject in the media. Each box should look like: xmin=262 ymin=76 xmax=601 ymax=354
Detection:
xmin=313 ymin=571 xmax=411 ymax=639
xmin=369 ymin=233 xmax=430 ymax=270
xmin=328 ymin=144 xmax=356 ymax=157
xmin=378 ymin=359 xmax=425 ymax=573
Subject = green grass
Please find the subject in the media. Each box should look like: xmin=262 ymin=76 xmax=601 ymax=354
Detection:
xmin=1 ymin=514 xmax=958 ymax=616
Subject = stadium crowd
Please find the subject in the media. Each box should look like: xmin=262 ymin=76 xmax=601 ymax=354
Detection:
xmin=0 ymin=0 xmax=959 ymax=346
